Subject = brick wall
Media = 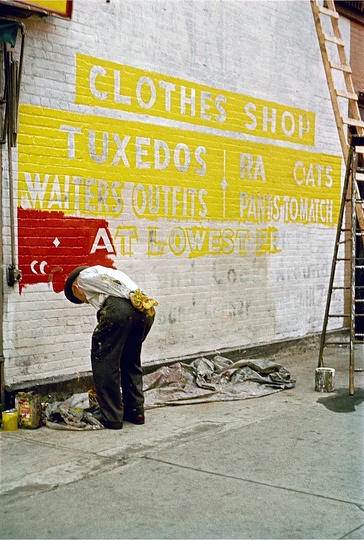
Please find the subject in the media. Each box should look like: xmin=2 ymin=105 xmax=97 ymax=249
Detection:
xmin=351 ymin=20 xmax=364 ymax=92
xmin=2 ymin=0 xmax=346 ymax=386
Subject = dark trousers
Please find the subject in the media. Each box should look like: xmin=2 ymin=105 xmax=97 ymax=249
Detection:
xmin=91 ymin=296 xmax=154 ymax=426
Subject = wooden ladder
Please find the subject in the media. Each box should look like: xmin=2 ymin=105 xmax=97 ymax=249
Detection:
xmin=318 ymin=136 xmax=364 ymax=395
xmin=311 ymin=0 xmax=364 ymax=394
xmin=310 ymin=0 xmax=364 ymax=158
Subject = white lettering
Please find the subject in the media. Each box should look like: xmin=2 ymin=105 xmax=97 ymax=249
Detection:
xmin=89 ymin=65 xmax=107 ymax=100
xmin=136 ymin=76 xmax=156 ymax=109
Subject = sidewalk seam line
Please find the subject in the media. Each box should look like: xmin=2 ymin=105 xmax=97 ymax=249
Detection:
xmin=340 ymin=521 xmax=364 ymax=539
xmin=144 ymin=456 xmax=364 ymax=510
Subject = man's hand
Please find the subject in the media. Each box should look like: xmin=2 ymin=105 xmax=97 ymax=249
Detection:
xmin=130 ymin=289 xmax=158 ymax=316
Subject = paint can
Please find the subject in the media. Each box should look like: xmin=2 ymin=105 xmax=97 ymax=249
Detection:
xmin=88 ymin=386 xmax=98 ymax=407
xmin=315 ymin=367 xmax=335 ymax=392
xmin=2 ymin=409 xmax=19 ymax=431
xmin=16 ymin=391 xmax=42 ymax=428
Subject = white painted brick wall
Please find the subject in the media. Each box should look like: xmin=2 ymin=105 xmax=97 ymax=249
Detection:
xmin=2 ymin=0 xmax=348 ymax=386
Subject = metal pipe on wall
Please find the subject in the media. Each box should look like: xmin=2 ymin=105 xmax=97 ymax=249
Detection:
xmin=6 ymin=23 xmax=25 ymax=286
xmin=0 ymin=148 xmax=4 ymax=412
xmin=0 ymin=21 xmax=25 ymax=411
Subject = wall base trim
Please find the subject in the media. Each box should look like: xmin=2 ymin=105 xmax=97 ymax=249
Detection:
xmin=4 ymin=331 xmax=345 ymax=410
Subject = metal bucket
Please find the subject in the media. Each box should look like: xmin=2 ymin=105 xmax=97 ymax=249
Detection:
xmin=315 ymin=367 xmax=335 ymax=392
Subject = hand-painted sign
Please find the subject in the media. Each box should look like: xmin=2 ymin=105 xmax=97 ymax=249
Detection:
xmin=76 ymin=54 xmax=315 ymax=146
xmin=17 ymin=207 xmax=115 ymax=293
xmin=17 ymin=55 xmax=342 ymax=292
xmin=18 ymin=105 xmax=340 ymax=225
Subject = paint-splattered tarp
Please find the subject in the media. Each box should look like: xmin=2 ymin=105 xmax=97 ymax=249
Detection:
xmin=143 ymin=355 xmax=295 ymax=408
xmin=44 ymin=355 xmax=295 ymax=430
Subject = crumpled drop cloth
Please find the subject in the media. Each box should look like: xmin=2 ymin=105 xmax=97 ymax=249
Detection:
xmin=44 ymin=355 xmax=295 ymax=429
xmin=44 ymin=393 xmax=104 ymax=430
xmin=143 ymin=355 xmax=295 ymax=408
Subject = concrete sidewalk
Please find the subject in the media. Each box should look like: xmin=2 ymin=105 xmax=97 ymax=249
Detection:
xmin=1 ymin=343 xmax=363 ymax=539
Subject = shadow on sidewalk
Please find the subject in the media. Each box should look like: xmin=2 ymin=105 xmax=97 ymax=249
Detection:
xmin=317 ymin=387 xmax=364 ymax=413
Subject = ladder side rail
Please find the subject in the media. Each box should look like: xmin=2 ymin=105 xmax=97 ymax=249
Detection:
xmin=350 ymin=148 xmax=358 ymax=395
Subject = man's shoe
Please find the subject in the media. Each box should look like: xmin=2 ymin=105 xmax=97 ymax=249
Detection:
xmin=92 ymin=411 xmax=123 ymax=430
xmin=101 ymin=418 xmax=123 ymax=430
xmin=124 ymin=412 xmax=145 ymax=425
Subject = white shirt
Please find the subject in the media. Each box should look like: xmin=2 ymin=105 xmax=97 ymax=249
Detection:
xmin=77 ymin=265 xmax=140 ymax=310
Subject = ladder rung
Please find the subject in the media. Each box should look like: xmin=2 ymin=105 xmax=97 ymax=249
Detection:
xmin=325 ymin=342 xmax=349 ymax=347
xmin=332 ymin=64 xmax=352 ymax=74
xmin=324 ymin=32 xmax=344 ymax=46
xmin=343 ymin=117 xmax=364 ymax=128
xmin=317 ymin=5 xmax=339 ymax=19
xmin=336 ymin=89 xmax=357 ymax=100
xmin=328 ymin=314 xmax=349 ymax=318
xmin=357 ymin=168 xmax=364 ymax=173
xmin=354 ymin=368 xmax=364 ymax=372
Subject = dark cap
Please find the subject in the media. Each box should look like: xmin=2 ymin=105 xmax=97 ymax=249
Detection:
xmin=64 ymin=266 xmax=89 ymax=304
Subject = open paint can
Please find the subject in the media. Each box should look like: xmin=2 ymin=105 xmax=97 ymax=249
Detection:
xmin=2 ymin=409 xmax=19 ymax=431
